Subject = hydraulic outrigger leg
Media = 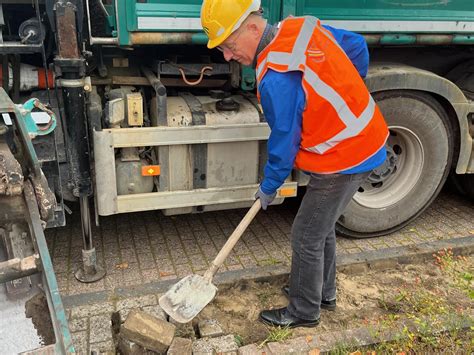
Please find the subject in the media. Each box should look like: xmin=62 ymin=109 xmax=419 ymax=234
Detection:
xmin=52 ymin=1 xmax=105 ymax=283
xmin=74 ymin=196 xmax=105 ymax=282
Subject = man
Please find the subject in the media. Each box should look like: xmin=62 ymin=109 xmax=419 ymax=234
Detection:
xmin=201 ymin=0 xmax=389 ymax=328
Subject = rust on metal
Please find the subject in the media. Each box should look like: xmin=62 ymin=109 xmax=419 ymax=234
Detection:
xmin=91 ymin=76 xmax=227 ymax=88
xmin=178 ymin=66 xmax=213 ymax=86
xmin=56 ymin=4 xmax=80 ymax=58
xmin=0 ymin=142 xmax=24 ymax=196
xmin=130 ymin=32 xmax=195 ymax=45
xmin=0 ymin=254 xmax=40 ymax=283
xmin=30 ymin=170 xmax=57 ymax=222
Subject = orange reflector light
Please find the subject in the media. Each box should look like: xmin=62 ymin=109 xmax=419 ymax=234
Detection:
xmin=278 ymin=187 xmax=296 ymax=197
xmin=141 ymin=165 xmax=160 ymax=176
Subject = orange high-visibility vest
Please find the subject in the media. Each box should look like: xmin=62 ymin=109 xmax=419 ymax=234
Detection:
xmin=256 ymin=16 xmax=389 ymax=173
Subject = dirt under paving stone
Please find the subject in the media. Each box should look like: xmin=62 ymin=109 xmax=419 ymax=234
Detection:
xmin=193 ymin=254 xmax=473 ymax=347
xmin=25 ymin=292 xmax=55 ymax=345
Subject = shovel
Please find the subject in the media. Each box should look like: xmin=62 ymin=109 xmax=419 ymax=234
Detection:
xmin=159 ymin=199 xmax=261 ymax=323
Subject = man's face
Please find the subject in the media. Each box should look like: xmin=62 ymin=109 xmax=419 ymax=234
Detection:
xmin=217 ymin=25 xmax=256 ymax=66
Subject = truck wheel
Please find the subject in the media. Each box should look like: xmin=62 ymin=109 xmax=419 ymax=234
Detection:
xmin=336 ymin=91 xmax=453 ymax=238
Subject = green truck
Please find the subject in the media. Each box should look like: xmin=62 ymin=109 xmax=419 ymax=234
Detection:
xmin=0 ymin=0 xmax=473 ymax=301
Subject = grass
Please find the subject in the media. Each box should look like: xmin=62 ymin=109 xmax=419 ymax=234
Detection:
xmin=369 ymin=251 xmax=473 ymax=353
xmin=234 ymin=334 xmax=244 ymax=347
xmin=258 ymin=257 xmax=281 ymax=266
xmin=328 ymin=340 xmax=359 ymax=355
xmin=258 ymin=326 xmax=292 ymax=348
xmin=256 ymin=288 xmax=278 ymax=306
xmin=433 ymin=248 xmax=474 ymax=300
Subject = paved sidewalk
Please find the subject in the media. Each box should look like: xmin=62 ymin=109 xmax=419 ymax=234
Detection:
xmin=44 ymin=189 xmax=474 ymax=353
xmin=46 ymin=189 xmax=473 ymax=298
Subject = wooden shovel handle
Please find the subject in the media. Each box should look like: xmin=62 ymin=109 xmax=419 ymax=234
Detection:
xmin=204 ymin=199 xmax=261 ymax=281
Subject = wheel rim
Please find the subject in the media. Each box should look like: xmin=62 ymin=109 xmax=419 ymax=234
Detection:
xmin=353 ymin=126 xmax=424 ymax=209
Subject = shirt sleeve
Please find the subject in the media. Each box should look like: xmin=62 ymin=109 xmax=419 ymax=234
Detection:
xmin=322 ymin=24 xmax=369 ymax=78
xmin=258 ymin=69 xmax=305 ymax=195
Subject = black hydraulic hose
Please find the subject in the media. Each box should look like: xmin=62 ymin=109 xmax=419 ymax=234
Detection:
xmin=141 ymin=66 xmax=167 ymax=126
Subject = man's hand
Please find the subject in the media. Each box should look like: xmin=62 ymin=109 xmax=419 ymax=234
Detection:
xmin=255 ymin=187 xmax=276 ymax=210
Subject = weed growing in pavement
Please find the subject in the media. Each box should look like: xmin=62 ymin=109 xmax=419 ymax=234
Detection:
xmin=433 ymin=248 xmax=473 ymax=300
xmin=234 ymin=334 xmax=244 ymax=347
xmin=328 ymin=340 xmax=359 ymax=355
xmin=258 ymin=257 xmax=281 ymax=266
xmin=256 ymin=289 xmax=278 ymax=306
xmin=258 ymin=325 xmax=292 ymax=348
xmin=363 ymin=252 xmax=474 ymax=353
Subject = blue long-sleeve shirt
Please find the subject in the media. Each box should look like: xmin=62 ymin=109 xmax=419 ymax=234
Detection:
xmin=259 ymin=25 xmax=387 ymax=195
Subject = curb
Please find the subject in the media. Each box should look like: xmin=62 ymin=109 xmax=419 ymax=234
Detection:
xmin=244 ymin=312 xmax=474 ymax=354
xmin=62 ymin=235 xmax=474 ymax=309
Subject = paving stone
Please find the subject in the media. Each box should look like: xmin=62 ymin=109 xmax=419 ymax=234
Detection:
xmin=237 ymin=343 xmax=269 ymax=355
xmin=167 ymin=337 xmax=192 ymax=355
xmin=198 ymin=319 xmax=224 ymax=338
xmin=68 ymin=317 xmax=88 ymax=332
xmin=192 ymin=335 xmax=239 ymax=355
xmin=52 ymin=191 xmax=473 ymax=298
xmin=266 ymin=337 xmax=310 ymax=354
xmin=71 ymin=331 xmax=88 ymax=354
xmin=70 ymin=302 xmax=114 ymax=318
xmin=169 ymin=317 xmax=196 ymax=339
xmin=90 ymin=339 xmax=114 ymax=353
xmin=307 ymin=332 xmax=336 ymax=352
xmin=119 ymin=307 xmax=134 ymax=323
xmin=118 ymin=336 xmax=156 ymax=355
xmin=90 ymin=313 xmax=113 ymax=343
xmin=141 ymin=304 xmax=167 ymax=321
xmin=116 ymin=294 xmax=158 ymax=311
xmin=121 ymin=310 xmax=176 ymax=353
xmin=340 ymin=327 xmax=376 ymax=346
xmin=367 ymin=258 xmax=398 ymax=271
xmin=338 ymin=262 xmax=368 ymax=275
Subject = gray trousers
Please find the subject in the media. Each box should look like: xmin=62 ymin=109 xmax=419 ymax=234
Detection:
xmin=287 ymin=172 xmax=370 ymax=320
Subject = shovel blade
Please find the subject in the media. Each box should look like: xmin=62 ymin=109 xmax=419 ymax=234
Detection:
xmin=159 ymin=274 xmax=217 ymax=323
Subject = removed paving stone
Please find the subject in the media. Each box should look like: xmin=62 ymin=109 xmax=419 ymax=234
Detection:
xmin=118 ymin=336 xmax=158 ymax=355
xmin=169 ymin=317 xmax=196 ymax=339
xmin=192 ymin=334 xmax=239 ymax=355
xmin=167 ymin=337 xmax=193 ymax=355
xmin=121 ymin=310 xmax=176 ymax=353
xmin=198 ymin=319 xmax=224 ymax=338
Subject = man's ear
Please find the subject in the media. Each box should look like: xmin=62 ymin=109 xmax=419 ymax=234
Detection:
xmin=247 ymin=22 xmax=260 ymax=40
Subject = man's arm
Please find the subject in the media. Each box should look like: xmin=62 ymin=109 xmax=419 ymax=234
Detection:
xmin=323 ymin=25 xmax=369 ymax=78
xmin=258 ymin=69 xmax=305 ymax=196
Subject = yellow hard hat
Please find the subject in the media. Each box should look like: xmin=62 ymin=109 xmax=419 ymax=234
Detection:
xmin=201 ymin=0 xmax=261 ymax=49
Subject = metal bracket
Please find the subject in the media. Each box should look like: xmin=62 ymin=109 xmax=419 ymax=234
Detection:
xmin=179 ymin=92 xmax=207 ymax=189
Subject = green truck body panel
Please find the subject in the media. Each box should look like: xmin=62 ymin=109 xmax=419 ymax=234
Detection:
xmin=111 ymin=0 xmax=281 ymax=45
xmin=110 ymin=0 xmax=474 ymax=45
xmin=285 ymin=0 xmax=474 ymax=23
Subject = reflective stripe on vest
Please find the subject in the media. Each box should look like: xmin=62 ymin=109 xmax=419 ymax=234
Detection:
xmin=256 ymin=16 xmax=375 ymax=154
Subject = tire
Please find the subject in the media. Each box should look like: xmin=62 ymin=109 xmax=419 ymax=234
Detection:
xmin=450 ymin=173 xmax=474 ymax=200
xmin=336 ymin=91 xmax=453 ymax=238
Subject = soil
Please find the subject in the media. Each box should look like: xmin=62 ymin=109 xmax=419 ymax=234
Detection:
xmin=194 ymin=255 xmax=474 ymax=345
xmin=25 ymin=292 xmax=55 ymax=345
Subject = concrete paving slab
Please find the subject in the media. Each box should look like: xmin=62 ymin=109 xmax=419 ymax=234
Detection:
xmin=48 ymin=191 xmax=473 ymax=298
xmin=48 ymin=189 xmax=473 ymax=352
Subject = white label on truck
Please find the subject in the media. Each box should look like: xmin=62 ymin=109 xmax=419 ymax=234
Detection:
xmin=138 ymin=17 xmax=202 ymax=31
xmin=323 ymin=20 xmax=474 ymax=33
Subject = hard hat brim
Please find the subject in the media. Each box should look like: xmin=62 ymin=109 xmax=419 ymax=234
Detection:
xmin=203 ymin=0 xmax=260 ymax=49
